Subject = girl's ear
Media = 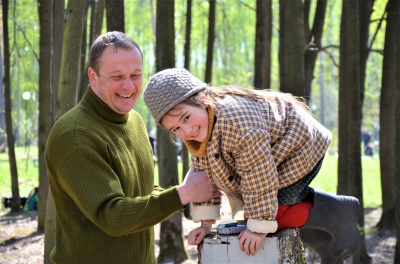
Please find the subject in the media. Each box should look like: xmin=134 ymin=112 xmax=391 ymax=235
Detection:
xmin=198 ymin=92 xmax=209 ymax=108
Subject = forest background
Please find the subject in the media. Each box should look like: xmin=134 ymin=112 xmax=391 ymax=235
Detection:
xmin=0 ymin=0 xmax=399 ymax=263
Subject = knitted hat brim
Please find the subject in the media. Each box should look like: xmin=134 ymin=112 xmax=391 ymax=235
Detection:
xmin=143 ymin=68 xmax=208 ymax=125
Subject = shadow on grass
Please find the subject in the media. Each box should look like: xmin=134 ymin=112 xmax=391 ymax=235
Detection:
xmin=0 ymin=210 xmax=42 ymax=249
xmin=0 ymin=229 xmax=43 ymax=248
xmin=0 ymin=210 xmax=37 ymax=224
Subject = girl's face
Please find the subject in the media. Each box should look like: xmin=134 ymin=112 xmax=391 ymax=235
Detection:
xmin=161 ymin=102 xmax=209 ymax=142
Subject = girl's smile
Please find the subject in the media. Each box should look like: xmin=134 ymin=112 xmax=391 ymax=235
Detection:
xmin=161 ymin=103 xmax=209 ymax=142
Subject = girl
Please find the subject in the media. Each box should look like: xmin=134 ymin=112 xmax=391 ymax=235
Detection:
xmin=144 ymin=68 xmax=359 ymax=262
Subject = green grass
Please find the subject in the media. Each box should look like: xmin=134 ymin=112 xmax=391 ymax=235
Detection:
xmin=0 ymin=146 xmax=39 ymax=198
xmin=0 ymin=148 xmax=381 ymax=208
xmin=310 ymin=155 xmax=381 ymax=208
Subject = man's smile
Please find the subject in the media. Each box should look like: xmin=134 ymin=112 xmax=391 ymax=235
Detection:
xmin=117 ymin=92 xmax=133 ymax=98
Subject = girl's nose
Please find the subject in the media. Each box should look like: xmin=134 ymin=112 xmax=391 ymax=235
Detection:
xmin=182 ymin=125 xmax=191 ymax=137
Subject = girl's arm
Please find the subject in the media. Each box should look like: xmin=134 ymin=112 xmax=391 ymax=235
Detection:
xmin=237 ymin=229 xmax=268 ymax=256
xmin=188 ymin=220 xmax=214 ymax=245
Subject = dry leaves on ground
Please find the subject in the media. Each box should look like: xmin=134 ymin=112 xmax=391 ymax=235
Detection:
xmin=0 ymin=207 xmax=395 ymax=264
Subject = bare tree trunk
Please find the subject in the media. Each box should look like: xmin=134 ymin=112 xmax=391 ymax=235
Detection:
xmin=44 ymin=189 xmax=55 ymax=264
xmin=44 ymin=1 xmax=64 ymax=262
xmin=394 ymin=1 xmax=400 ymax=261
xmin=90 ymin=0 xmax=105 ymax=45
xmin=78 ymin=1 xmax=91 ymax=100
xmin=278 ymin=0 xmax=305 ymax=97
xmin=303 ymin=0 xmax=327 ymax=99
xmin=51 ymin=0 xmax=64 ymax=126
xmin=182 ymin=0 xmax=193 ymax=178
xmin=156 ymin=0 xmax=188 ymax=262
xmin=105 ymin=0 xmax=124 ymax=32
xmin=0 ymin=44 xmax=5 ymax=153
xmin=359 ymin=0 xmax=373 ymax=106
xmin=204 ymin=0 xmax=216 ymax=83
xmin=2 ymin=0 xmax=21 ymax=212
xmin=355 ymin=2 xmax=374 ymax=261
xmin=156 ymin=0 xmax=175 ymax=71
xmin=254 ymin=0 xmax=272 ymax=90
xmin=44 ymin=0 xmax=87 ymax=261
xmin=57 ymin=0 xmax=86 ymax=114
xmin=377 ymin=0 xmax=396 ymax=232
xmin=79 ymin=0 xmax=104 ymax=101
xmin=37 ymin=0 xmax=53 ymax=231
xmin=338 ymin=0 xmax=370 ymax=263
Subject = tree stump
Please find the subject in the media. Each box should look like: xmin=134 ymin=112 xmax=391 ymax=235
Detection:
xmin=198 ymin=228 xmax=306 ymax=264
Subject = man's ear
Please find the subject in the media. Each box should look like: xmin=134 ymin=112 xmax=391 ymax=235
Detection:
xmin=88 ymin=67 xmax=97 ymax=84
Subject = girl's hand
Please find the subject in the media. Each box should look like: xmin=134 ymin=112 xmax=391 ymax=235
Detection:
xmin=237 ymin=228 xmax=267 ymax=256
xmin=188 ymin=220 xmax=213 ymax=245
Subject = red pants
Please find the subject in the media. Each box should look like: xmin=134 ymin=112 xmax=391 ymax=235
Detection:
xmin=276 ymin=202 xmax=313 ymax=230
xmin=244 ymin=201 xmax=313 ymax=230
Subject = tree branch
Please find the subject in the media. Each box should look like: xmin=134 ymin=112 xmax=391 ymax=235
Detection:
xmin=319 ymin=45 xmax=339 ymax=68
xmin=370 ymin=49 xmax=384 ymax=55
xmin=9 ymin=16 xmax=39 ymax=62
xmin=237 ymin=0 xmax=256 ymax=12
xmin=368 ymin=2 xmax=388 ymax=52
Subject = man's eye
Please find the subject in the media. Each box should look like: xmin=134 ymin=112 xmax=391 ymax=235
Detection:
xmin=112 ymin=76 xmax=122 ymax=80
xmin=131 ymin=74 xmax=142 ymax=79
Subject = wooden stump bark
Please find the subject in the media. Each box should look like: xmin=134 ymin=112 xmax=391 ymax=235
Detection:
xmin=198 ymin=228 xmax=306 ymax=264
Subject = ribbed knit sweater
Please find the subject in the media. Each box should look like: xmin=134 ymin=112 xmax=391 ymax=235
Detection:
xmin=45 ymin=88 xmax=183 ymax=263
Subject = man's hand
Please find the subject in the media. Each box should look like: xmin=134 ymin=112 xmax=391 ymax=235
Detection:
xmin=177 ymin=166 xmax=223 ymax=205
xmin=237 ymin=228 xmax=267 ymax=256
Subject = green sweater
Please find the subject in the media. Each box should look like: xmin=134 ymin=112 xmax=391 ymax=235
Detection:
xmin=46 ymin=88 xmax=183 ymax=263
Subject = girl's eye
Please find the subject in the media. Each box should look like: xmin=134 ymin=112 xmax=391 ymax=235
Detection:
xmin=173 ymin=127 xmax=180 ymax=132
xmin=184 ymin=115 xmax=189 ymax=122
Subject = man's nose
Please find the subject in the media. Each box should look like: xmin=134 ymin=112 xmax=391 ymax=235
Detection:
xmin=123 ymin=77 xmax=134 ymax=89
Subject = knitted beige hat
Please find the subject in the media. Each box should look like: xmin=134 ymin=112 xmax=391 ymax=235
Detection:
xmin=143 ymin=68 xmax=207 ymax=124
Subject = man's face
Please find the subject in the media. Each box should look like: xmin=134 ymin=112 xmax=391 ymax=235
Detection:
xmin=88 ymin=46 xmax=143 ymax=114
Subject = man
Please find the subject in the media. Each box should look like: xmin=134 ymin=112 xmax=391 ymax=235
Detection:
xmin=45 ymin=31 xmax=222 ymax=263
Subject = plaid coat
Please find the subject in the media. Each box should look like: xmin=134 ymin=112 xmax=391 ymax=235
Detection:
xmin=188 ymin=94 xmax=331 ymax=230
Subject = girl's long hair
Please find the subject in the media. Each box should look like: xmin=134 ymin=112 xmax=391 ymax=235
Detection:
xmin=178 ymin=84 xmax=311 ymax=114
xmin=161 ymin=85 xmax=311 ymax=143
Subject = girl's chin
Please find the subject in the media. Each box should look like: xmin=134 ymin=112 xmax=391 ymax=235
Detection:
xmin=197 ymin=136 xmax=207 ymax=143
xmin=187 ymin=139 xmax=203 ymax=143
xmin=186 ymin=137 xmax=205 ymax=143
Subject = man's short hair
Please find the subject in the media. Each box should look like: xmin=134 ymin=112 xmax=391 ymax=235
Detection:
xmin=89 ymin=31 xmax=142 ymax=75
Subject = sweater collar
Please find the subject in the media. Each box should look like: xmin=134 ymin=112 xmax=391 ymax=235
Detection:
xmin=82 ymin=86 xmax=129 ymax=124
xmin=183 ymin=107 xmax=215 ymax=157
